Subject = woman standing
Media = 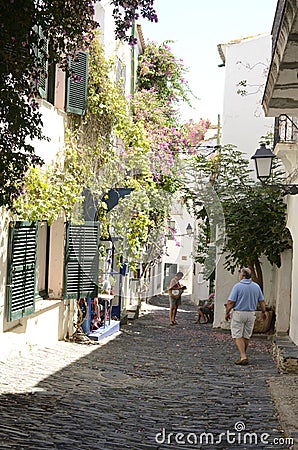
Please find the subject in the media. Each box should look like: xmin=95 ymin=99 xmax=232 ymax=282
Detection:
xmin=168 ymin=272 xmax=185 ymax=326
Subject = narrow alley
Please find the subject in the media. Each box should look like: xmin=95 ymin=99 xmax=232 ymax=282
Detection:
xmin=0 ymin=296 xmax=296 ymax=450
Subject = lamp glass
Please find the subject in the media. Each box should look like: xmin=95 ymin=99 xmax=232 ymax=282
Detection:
xmin=254 ymin=157 xmax=273 ymax=180
xmin=251 ymin=144 xmax=276 ymax=180
xmin=186 ymin=223 xmax=193 ymax=235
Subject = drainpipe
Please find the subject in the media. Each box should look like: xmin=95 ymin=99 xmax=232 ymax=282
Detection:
xmin=217 ymin=113 xmax=221 ymax=145
xmin=130 ymin=19 xmax=136 ymax=97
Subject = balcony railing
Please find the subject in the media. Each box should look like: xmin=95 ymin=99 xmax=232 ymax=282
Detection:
xmin=274 ymin=114 xmax=298 ymax=147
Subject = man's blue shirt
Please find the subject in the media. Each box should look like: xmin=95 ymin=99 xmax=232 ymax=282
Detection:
xmin=228 ymin=279 xmax=264 ymax=311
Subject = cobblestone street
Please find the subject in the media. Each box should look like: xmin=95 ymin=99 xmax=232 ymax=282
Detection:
xmin=0 ymin=296 xmax=296 ymax=450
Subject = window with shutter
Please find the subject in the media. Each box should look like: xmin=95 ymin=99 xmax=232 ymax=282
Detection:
xmin=66 ymin=51 xmax=88 ymax=115
xmin=116 ymin=57 xmax=126 ymax=92
xmin=64 ymin=222 xmax=100 ymax=299
xmin=47 ymin=47 xmax=56 ymax=105
xmin=167 ymin=220 xmax=176 ymax=239
xmin=34 ymin=26 xmax=48 ymax=99
xmin=6 ymin=222 xmax=37 ymax=321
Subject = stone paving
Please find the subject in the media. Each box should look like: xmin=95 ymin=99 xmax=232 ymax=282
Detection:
xmin=0 ymin=295 xmax=296 ymax=450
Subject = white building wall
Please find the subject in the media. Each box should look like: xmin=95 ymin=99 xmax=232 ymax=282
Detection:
xmin=33 ymin=100 xmax=66 ymax=164
xmin=147 ymin=262 xmax=163 ymax=298
xmin=164 ymin=204 xmax=194 ymax=294
xmin=0 ymin=3 xmax=140 ymax=357
xmin=95 ymin=1 xmax=116 ymax=58
xmin=285 ymin=195 xmax=298 ymax=346
xmin=215 ymin=34 xmax=275 ymax=328
xmin=0 ymin=210 xmax=67 ymax=359
xmin=95 ymin=0 xmax=141 ymax=99
xmin=220 ymin=34 xmax=273 ymax=161
xmin=48 ymin=217 xmax=65 ymax=299
xmin=192 ymin=262 xmax=210 ymax=305
xmin=275 ymin=247 xmax=293 ymax=335
xmin=0 ymin=210 xmax=10 ymax=335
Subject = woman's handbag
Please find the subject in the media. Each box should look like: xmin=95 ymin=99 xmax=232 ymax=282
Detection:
xmin=168 ymin=286 xmax=186 ymax=300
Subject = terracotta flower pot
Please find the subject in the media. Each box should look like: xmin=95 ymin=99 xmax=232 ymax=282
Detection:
xmin=253 ymin=310 xmax=273 ymax=333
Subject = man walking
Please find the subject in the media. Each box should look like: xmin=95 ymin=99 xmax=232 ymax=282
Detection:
xmin=225 ymin=267 xmax=266 ymax=365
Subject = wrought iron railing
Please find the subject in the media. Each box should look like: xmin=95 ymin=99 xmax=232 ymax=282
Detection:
xmin=274 ymin=114 xmax=298 ymax=147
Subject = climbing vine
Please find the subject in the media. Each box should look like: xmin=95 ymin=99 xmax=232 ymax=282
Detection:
xmin=13 ymin=34 xmax=210 ymax=268
xmin=137 ymin=41 xmax=191 ymax=104
xmin=13 ymin=144 xmax=85 ymax=224
xmin=0 ymin=0 xmax=158 ymax=208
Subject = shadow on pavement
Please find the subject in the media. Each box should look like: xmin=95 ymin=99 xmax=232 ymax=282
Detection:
xmin=0 ymin=295 xmax=295 ymax=449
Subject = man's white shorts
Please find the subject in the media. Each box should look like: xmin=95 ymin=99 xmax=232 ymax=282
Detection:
xmin=231 ymin=310 xmax=256 ymax=339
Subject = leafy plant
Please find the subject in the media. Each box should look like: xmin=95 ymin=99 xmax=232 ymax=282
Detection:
xmin=13 ymin=145 xmax=85 ymax=224
xmin=0 ymin=0 xmax=158 ymax=208
xmin=13 ymin=32 xmax=210 ymax=273
xmin=183 ymin=145 xmax=291 ymax=291
xmin=137 ymin=41 xmax=191 ymax=104
xmin=112 ymin=0 xmax=158 ymax=44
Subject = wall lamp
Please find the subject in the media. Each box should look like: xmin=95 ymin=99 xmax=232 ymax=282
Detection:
xmin=251 ymin=144 xmax=298 ymax=195
xmin=173 ymin=223 xmax=194 ymax=238
xmin=186 ymin=223 xmax=193 ymax=235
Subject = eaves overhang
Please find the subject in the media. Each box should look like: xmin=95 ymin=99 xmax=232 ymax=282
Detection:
xmin=262 ymin=0 xmax=298 ymax=117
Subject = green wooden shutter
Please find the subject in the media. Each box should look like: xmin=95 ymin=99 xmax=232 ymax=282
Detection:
xmin=6 ymin=221 xmax=37 ymax=321
xmin=66 ymin=51 xmax=88 ymax=115
xmin=64 ymin=222 xmax=99 ymax=299
xmin=34 ymin=26 xmax=48 ymax=99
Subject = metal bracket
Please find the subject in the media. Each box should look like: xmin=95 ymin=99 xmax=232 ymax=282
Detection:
xmin=269 ymin=184 xmax=298 ymax=195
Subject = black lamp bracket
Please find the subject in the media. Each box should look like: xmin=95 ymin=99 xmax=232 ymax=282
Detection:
xmin=268 ymin=183 xmax=298 ymax=195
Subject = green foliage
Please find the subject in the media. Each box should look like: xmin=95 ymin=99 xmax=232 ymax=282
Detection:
xmin=109 ymin=1 xmax=158 ymax=44
xmin=110 ymin=186 xmax=172 ymax=265
xmin=134 ymin=41 xmax=210 ymax=183
xmin=137 ymin=41 xmax=191 ymax=104
xmin=0 ymin=0 xmax=158 ymax=208
xmin=0 ymin=0 xmax=97 ymax=208
xmin=13 ymin=146 xmax=85 ymax=224
xmin=68 ymin=35 xmax=173 ymax=267
xmin=183 ymin=145 xmax=291 ymax=289
xmin=223 ymin=184 xmax=290 ymax=272
xmin=13 ymin=31 xmax=209 ymax=271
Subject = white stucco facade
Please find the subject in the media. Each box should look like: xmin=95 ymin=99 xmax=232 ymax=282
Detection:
xmin=282 ymin=192 xmax=298 ymax=345
xmin=0 ymin=84 xmax=69 ymax=358
xmin=147 ymin=200 xmax=195 ymax=300
xmin=33 ymin=100 xmax=66 ymax=164
xmin=214 ymin=34 xmax=275 ymax=328
xmin=220 ymin=34 xmax=273 ymax=160
xmin=164 ymin=204 xmax=194 ymax=294
xmin=0 ymin=4 xmax=144 ymax=357
xmin=261 ymin=0 xmax=298 ymax=347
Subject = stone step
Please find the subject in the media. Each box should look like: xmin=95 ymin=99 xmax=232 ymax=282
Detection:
xmin=273 ymin=336 xmax=298 ymax=373
xmin=126 ymin=304 xmax=140 ymax=321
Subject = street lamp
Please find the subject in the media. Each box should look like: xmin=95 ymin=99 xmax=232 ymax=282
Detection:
xmin=172 ymin=223 xmax=194 ymax=238
xmin=251 ymin=144 xmax=298 ymax=195
xmin=186 ymin=223 xmax=193 ymax=236
xmin=251 ymin=143 xmax=276 ymax=181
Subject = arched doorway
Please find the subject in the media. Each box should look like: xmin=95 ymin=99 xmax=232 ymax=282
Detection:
xmin=275 ymin=230 xmax=293 ymax=335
